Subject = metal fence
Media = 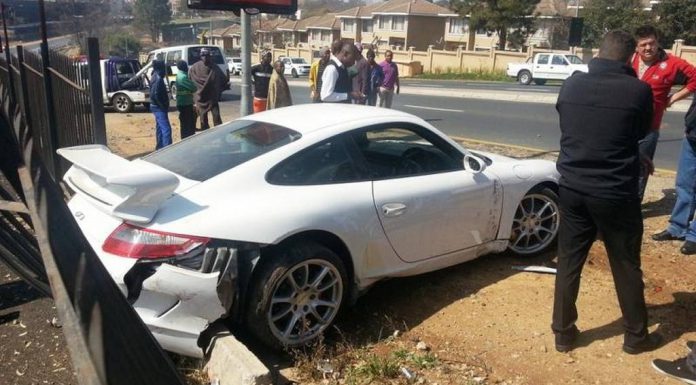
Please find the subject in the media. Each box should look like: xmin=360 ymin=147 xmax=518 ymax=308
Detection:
xmin=0 ymin=35 xmax=185 ymax=384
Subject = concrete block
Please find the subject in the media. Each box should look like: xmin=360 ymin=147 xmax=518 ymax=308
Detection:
xmin=206 ymin=332 xmax=272 ymax=385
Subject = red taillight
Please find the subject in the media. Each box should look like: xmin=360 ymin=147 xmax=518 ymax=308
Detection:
xmin=103 ymin=223 xmax=209 ymax=259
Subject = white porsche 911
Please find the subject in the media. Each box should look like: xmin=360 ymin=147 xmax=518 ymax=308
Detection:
xmin=59 ymin=104 xmax=560 ymax=357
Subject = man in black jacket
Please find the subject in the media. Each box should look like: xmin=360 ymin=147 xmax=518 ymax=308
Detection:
xmin=552 ymin=30 xmax=661 ymax=354
xmin=149 ymin=60 xmax=172 ymax=149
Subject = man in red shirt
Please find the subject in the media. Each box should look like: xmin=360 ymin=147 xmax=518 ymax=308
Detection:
xmin=632 ymin=25 xmax=696 ymax=200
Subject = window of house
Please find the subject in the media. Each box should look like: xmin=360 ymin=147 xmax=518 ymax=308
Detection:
xmin=449 ymin=18 xmax=464 ymax=35
xmin=378 ymin=16 xmax=392 ymax=30
xmin=322 ymin=30 xmax=332 ymax=41
xmin=342 ymin=19 xmax=355 ymax=33
xmin=362 ymin=20 xmax=373 ymax=32
xmin=476 ymin=27 xmax=488 ymax=36
xmin=392 ymin=16 xmax=405 ymax=31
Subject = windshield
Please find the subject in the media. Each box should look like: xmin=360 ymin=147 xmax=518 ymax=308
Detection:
xmin=567 ymin=55 xmax=584 ymax=64
xmin=188 ymin=47 xmax=225 ymax=65
xmin=145 ymin=120 xmax=302 ymax=181
xmin=291 ymin=58 xmax=307 ymax=64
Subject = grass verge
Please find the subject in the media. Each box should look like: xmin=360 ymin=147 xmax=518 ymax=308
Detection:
xmin=414 ymin=69 xmax=513 ymax=82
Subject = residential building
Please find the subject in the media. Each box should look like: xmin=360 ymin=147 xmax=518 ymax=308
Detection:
xmin=207 ymin=24 xmax=242 ymax=55
xmin=336 ymin=0 xmax=453 ymax=51
xmin=305 ymin=14 xmax=340 ymax=49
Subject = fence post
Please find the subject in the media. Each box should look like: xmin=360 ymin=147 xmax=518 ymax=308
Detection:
xmin=15 ymin=46 xmax=35 ymax=148
xmin=38 ymin=0 xmax=59 ymax=179
xmin=86 ymin=38 xmax=106 ymax=145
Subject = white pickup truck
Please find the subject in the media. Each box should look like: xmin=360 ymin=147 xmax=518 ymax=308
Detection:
xmin=506 ymin=53 xmax=588 ymax=85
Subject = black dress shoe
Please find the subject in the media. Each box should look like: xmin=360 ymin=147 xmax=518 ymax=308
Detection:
xmin=652 ymin=230 xmax=684 ymax=241
xmin=555 ymin=327 xmax=580 ymax=353
xmin=681 ymin=241 xmax=696 ymax=255
xmin=623 ymin=332 xmax=663 ymax=355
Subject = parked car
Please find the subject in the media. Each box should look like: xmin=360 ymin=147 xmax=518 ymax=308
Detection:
xmin=506 ymin=53 xmax=588 ymax=85
xmin=76 ymin=58 xmax=150 ymax=113
xmin=279 ymin=56 xmax=311 ymax=78
xmin=143 ymin=45 xmax=230 ymax=99
xmin=226 ymin=57 xmax=242 ymax=75
xmin=58 ymin=104 xmax=560 ymax=357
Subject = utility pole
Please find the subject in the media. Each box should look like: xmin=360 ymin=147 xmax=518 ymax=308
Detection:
xmin=240 ymin=10 xmax=252 ymax=116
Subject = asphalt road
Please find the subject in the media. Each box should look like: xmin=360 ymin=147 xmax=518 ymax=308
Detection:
xmin=224 ymin=77 xmax=687 ymax=171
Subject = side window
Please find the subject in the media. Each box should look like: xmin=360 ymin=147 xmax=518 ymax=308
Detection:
xmin=166 ymin=50 xmax=182 ymax=66
xmin=552 ymin=55 xmax=568 ymax=65
xmin=537 ymin=54 xmax=549 ymax=65
xmin=155 ymin=52 xmax=164 ymax=61
xmin=267 ymin=137 xmax=361 ymax=185
xmin=350 ymin=125 xmax=463 ymax=179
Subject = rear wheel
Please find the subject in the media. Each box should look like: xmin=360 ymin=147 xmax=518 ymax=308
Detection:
xmin=112 ymin=93 xmax=133 ymax=113
xmin=508 ymin=187 xmax=559 ymax=256
xmin=245 ymin=242 xmax=348 ymax=349
xmin=518 ymin=70 xmax=533 ymax=85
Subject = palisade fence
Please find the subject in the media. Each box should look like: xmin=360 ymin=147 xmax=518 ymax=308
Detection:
xmin=0 ymin=37 xmax=185 ymax=384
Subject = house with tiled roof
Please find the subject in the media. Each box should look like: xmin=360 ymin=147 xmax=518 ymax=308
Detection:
xmin=305 ymin=14 xmax=340 ymax=49
xmin=207 ymin=25 xmax=242 ymax=55
xmin=336 ymin=0 xmax=454 ymax=51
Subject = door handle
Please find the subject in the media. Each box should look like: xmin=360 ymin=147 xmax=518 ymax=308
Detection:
xmin=382 ymin=203 xmax=407 ymax=217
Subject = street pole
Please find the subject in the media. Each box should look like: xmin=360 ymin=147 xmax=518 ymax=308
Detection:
xmin=240 ymin=10 xmax=252 ymax=116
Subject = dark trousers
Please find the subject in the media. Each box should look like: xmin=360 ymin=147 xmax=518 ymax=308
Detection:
xmin=198 ymin=102 xmax=221 ymax=130
xmin=552 ymin=186 xmax=649 ymax=346
xmin=178 ymin=104 xmax=195 ymax=139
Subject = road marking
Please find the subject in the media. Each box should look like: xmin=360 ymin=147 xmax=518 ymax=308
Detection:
xmin=403 ymin=105 xmax=463 ymax=113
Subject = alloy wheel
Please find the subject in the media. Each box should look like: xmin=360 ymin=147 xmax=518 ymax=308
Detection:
xmin=267 ymin=259 xmax=343 ymax=345
xmin=509 ymin=193 xmax=559 ymax=255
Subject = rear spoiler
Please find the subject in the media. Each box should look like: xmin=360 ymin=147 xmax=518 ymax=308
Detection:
xmin=57 ymin=145 xmax=179 ymax=223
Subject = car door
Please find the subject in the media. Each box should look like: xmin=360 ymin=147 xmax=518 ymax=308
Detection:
xmin=350 ymin=124 xmax=500 ymax=263
xmin=549 ymin=55 xmax=571 ymax=79
xmin=533 ymin=54 xmax=551 ymax=79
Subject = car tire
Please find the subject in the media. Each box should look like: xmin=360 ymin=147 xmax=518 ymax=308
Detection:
xmin=112 ymin=93 xmax=134 ymax=113
xmin=533 ymin=79 xmax=547 ymax=86
xmin=245 ymin=241 xmax=348 ymax=349
xmin=291 ymin=69 xmax=298 ymax=78
xmin=170 ymin=83 xmax=177 ymax=100
xmin=508 ymin=187 xmax=559 ymax=256
xmin=518 ymin=70 xmax=532 ymax=85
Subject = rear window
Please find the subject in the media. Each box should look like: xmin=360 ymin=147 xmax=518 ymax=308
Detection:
xmin=188 ymin=47 xmax=225 ymax=65
xmin=144 ymin=120 xmax=301 ymax=181
xmin=291 ymin=58 xmax=307 ymax=64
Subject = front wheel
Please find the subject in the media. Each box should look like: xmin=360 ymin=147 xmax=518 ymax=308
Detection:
xmin=518 ymin=70 xmax=532 ymax=85
xmin=508 ymin=187 xmax=559 ymax=256
xmin=245 ymin=242 xmax=348 ymax=349
xmin=291 ymin=69 xmax=298 ymax=78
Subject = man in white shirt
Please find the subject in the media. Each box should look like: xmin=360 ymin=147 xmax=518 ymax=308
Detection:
xmin=320 ymin=40 xmax=363 ymax=103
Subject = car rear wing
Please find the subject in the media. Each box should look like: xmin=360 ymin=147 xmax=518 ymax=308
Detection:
xmin=57 ymin=145 xmax=179 ymax=223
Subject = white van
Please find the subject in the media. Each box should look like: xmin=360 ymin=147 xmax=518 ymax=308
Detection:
xmin=144 ymin=45 xmax=230 ymax=98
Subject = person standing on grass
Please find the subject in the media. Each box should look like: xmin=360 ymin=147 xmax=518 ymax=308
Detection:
xmin=267 ymin=60 xmax=292 ymax=110
xmin=631 ymin=25 xmax=696 ymax=200
xmin=365 ymin=49 xmax=383 ymax=107
xmin=175 ymin=60 xmax=196 ymax=139
xmin=378 ymin=50 xmax=399 ymax=108
xmin=189 ymin=48 xmax=227 ymax=130
xmin=251 ymin=51 xmax=273 ymax=113
xmin=552 ymin=30 xmax=661 ymax=355
xmin=309 ymin=47 xmax=330 ymax=103
xmin=149 ymin=60 xmax=172 ymax=150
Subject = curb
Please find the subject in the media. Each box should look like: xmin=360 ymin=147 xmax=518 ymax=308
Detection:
xmin=205 ymin=329 xmax=272 ymax=385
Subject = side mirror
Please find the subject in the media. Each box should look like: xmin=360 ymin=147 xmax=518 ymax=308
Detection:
xmin=464 ymin=154 xmax=486 ymax=174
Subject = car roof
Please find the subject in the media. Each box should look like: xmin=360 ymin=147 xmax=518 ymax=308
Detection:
xmin=244 ymin=104 xmax=419 ymax=136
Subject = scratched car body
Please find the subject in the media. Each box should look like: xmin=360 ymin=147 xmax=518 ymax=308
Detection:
xmin=59 ymin=104 xmax=560 ymax=357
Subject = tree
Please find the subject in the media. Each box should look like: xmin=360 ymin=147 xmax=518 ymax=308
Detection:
xmin=580 ymin=0 xmax=652 ymax=48
xmin=449 ymin=0 xmax=541 ymax=50
xmin=133 ymin=0 xmax=172 ymax=42
xmin=654 ymin=0 xmax=696 ymax=46
xmin=103 ymin=33 xmax=142 ymax=59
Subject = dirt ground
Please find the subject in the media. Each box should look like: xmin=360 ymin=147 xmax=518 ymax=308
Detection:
xmin=1 ymin=106 xmax=695 ymax=385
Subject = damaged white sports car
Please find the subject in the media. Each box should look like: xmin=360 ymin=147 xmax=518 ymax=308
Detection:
xmin=59 ymin=104 xmax=560 ymax=357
